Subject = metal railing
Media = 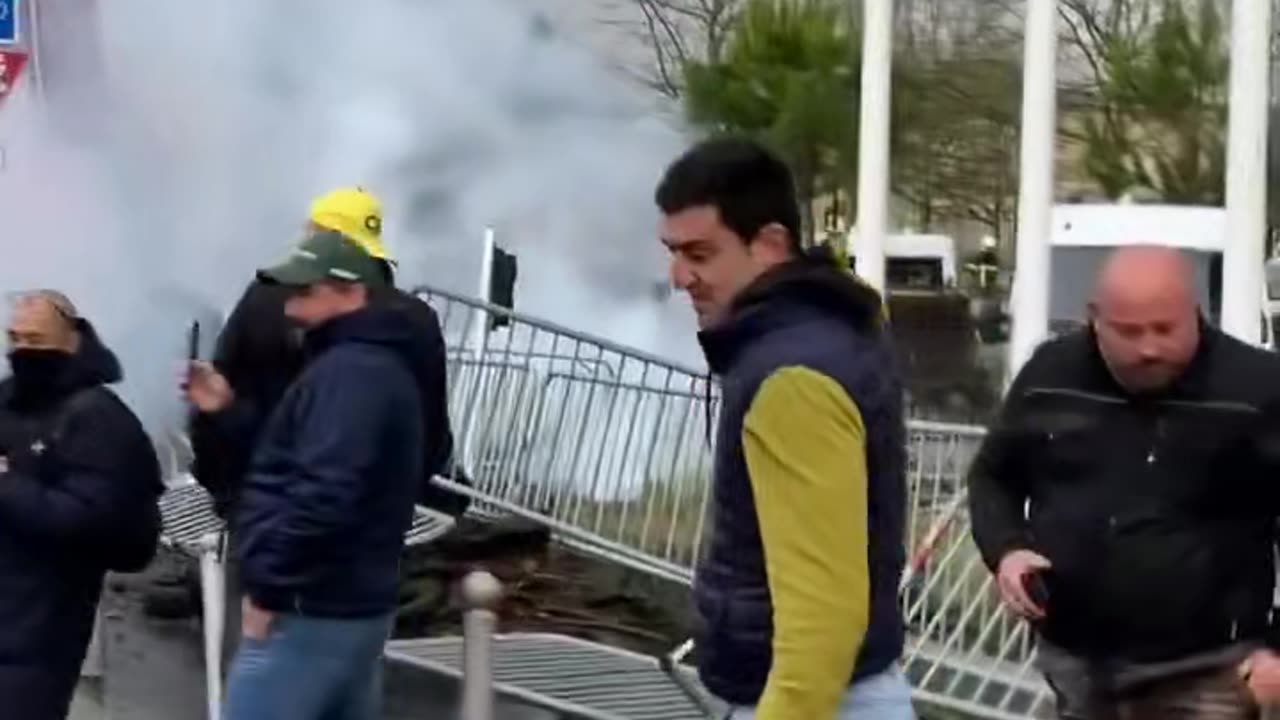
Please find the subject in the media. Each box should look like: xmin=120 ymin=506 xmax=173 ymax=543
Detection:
xmin=413 ymin=285 xmax=1047 ymax=719
xmin=419 ymin=285 xmax=716 ymax=585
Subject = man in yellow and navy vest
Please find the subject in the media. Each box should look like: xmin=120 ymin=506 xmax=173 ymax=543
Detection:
xmin=655 ymin=137 xmax=914 ymax=719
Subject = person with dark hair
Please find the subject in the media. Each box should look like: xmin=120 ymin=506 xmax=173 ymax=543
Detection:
xmin=0 ymin=291 xmax=163 ymax=720
xmin=656 ymin=137 xmax=913 ymax=719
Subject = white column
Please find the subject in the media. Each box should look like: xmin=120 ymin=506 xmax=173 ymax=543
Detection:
xmin=198 ymin=533 xmax=226 ymax=720
xmin=1007 ymin=0 xmax=1059 ymax=380
xmin=461 ymin=226 xmax=496 ymax=472
xmin=470 ymin=226 xmax=496 ymax=358
xmin=460 ymin=571 xmax=503 ymax=720
xmin=851 ymin=0 xmax=893 ymax=294
xmin=1221 ymin=0 xmax=1271 ymax=346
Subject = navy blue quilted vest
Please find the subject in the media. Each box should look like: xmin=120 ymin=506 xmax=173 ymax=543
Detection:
xmin=693 ymin=263 xmax=906 ymax=706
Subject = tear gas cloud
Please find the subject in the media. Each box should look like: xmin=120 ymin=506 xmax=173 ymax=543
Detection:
xmin=0 ymin=0 xmax=703 ymax=434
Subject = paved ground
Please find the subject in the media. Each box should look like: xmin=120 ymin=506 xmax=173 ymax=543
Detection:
xmin=62 ymin=566 xmax=556 ymax=719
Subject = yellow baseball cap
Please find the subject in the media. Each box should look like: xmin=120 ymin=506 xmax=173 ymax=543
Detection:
xmin=308 ymin=187 xmax=392 ymax=261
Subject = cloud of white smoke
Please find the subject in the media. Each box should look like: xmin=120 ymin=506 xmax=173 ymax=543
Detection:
xmin=0 ymin=0 xmax=703 ymax=435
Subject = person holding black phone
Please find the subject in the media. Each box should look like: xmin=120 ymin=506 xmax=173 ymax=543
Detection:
xmin=180 ymin=187 xmax=461 ymax=675
xmin=969 ymin=246 xmax=1280 ymax=718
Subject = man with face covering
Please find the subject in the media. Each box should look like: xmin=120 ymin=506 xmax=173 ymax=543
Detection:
xmin=969 ymin=246 xmax=1280 ymax=717
xmin=0 ymin=291 xmax=163 ymax=720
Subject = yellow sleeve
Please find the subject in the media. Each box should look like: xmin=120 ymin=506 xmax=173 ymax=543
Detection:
xmin=743 ymin=365 xmax=871 ymax=720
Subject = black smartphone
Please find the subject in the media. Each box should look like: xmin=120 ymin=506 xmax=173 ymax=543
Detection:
xmin=1023 ymin=571 xmax=1050 ymax=610
xmin=187 ymin=320 xmax=201 ymax=362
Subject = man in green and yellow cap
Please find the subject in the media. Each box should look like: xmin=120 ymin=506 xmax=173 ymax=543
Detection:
xmin=201 ymin=229 xmax=426 ymax=719
xmin=181 ymin=187 xmax=460 ymax=674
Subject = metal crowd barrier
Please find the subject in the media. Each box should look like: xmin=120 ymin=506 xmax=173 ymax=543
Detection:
xmin=405 ymin=285 xmax=1044 ymax=719
xmin=156 ymin=284 xmax=1028 ymax=719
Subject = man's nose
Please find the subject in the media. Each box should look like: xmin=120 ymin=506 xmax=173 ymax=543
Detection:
xmin=670 ymin=259 xmax=696 ymax=290
xmin=1138 ymin=340 xmax=1163 ymax=361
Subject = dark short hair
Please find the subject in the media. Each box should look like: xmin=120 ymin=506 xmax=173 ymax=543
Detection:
xmin=654 ymin=138 xmax=803 ymax=254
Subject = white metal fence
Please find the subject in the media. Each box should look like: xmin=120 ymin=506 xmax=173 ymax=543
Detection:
xmin=415 ymin=285 xmax=1049 ymax=718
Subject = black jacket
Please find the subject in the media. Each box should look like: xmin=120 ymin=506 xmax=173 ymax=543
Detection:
xmin=235 ymin=307 xmax=424 ymax=618
xmin=191 ymin=280 xmax=461 ymax=518
xmin=0 ymin=322 xmax=163 ymax=719
xmin=969 ymin=324 xmax=1280 ymax=662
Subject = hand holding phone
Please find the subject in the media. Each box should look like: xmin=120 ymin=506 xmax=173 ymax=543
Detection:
xmin=996 ymin=549 xmax=1052 ymax=620
xmin=1023 ymin=571 xmax=1050 ymax=612
xmin=187 ymin=320 xmax=201 ymax=362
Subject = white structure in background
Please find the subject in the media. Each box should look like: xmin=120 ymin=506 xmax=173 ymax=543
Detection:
xmin=999 ymin=0 xmax=1273 ymax=376
xmin=1048 ymin=203 xmax=1274 ymax=349
xmin=1221 ymin=0 xmax=1273 ymax=345
xmin=850 ymin=0 xmax=893 ymax=293
xmin=1266 ymin=256 xmax=1280 ymax=323
xmin=883 ymin=233 xmax=958 ymax=291
xmin=847 ymin=229 xmax=959 ymax=291
xmin=1005 ymin=0 xmax=1058 ymax=380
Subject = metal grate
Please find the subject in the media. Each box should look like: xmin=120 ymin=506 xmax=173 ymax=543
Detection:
xmin=385 ymin=633 xmax=723 ymax=720
xmin=158 ymin=481 xmax=223 ymax=552
xmin=158 ymin=477 xmax=457 ymax=554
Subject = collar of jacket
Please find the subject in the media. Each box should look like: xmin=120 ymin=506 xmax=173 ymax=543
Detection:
xmin=697 ymin=259 xmax=883 ymax=376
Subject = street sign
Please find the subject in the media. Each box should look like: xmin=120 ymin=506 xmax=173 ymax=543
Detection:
xmin=0 ymin=0 xmax=17 ymax=46
xmin=0 ymin=49 xmax=28 ymax=106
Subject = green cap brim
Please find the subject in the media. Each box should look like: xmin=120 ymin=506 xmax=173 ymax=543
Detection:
xmin=256 ymin=256 xmax=327 ymax=287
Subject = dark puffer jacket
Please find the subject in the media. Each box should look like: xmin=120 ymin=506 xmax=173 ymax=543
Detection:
xmin=235 ymin=306 xmax=425 ymax=618
xmin=0 ymin=321 xmax=163 ymax=720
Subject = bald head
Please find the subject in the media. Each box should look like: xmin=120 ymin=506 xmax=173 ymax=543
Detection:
xmin=7 ymin=291 xmax=80 ymax=353
xmin=1094 ymin=245 xmax=1197 ymax=316
xmin=1088 ymin=245 xmax=1200 ymax=393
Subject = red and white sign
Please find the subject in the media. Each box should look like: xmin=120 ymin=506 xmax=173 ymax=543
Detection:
xmin=0 ymin=49 xmax=28 ymax=106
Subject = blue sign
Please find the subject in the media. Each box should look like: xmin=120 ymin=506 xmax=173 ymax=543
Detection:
xmin=0 ymin=0 xmax=16 ymax=46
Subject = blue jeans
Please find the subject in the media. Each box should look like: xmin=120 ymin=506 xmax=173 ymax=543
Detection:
xmin=223 ymin=612 xmax=393 ymax=720
xmin=725 ymin=666 xmax=917 ymax=719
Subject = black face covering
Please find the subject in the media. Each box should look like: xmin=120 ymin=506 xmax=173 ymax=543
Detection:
xmin=8 ymin=348 xmax=72 ymax=391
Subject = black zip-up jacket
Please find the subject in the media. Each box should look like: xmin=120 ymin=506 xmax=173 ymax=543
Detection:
xmin=969 ymin=323 xmax=1280 ymax=662
xmin=0 ymin=321 xmax=163 ymax=720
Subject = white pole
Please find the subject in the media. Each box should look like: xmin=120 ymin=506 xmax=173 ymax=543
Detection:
xmin=470 ymin=226 xmax=496 ymax=359
xmin=24 ymin=0 xmax=43 ymax=105
xmin=1221 ymin=0 xmax=1271 ymax=346
xmin=1006 ymin=0 xmax=1059 ymax=380
xmin=851 ymin=0 xmax=893 ymax=294
xmin=460 ymin=571 xmax=503 ymax=720
xmin=198 ymin=533 xmax=226 ymax=720
xmin=462 ymin=227 xmax=496 ymax=472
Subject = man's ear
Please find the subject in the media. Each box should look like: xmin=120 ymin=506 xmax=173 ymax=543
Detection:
xmin=1085 ymin=301 xmax=1101 ymax=333
xmin=750 ymin=222 xmax=793 ymax=264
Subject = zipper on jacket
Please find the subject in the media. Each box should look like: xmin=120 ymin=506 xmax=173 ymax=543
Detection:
xmin=1145 ymin=414 xmax=1165 ymax=466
